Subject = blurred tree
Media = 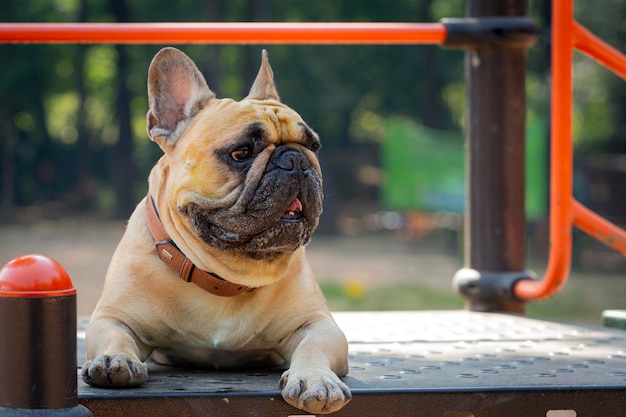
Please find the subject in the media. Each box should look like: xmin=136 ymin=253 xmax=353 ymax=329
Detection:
xmin=573 ymin=0 xmax=626 ymax=153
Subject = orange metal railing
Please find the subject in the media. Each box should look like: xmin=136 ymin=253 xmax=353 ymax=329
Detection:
xmin=514 ymin=0 xmax=626 ymax=301
xmin=0 ymin=22 xmax=446 ymax=45
xmin=0 ymin=2 xmax=624 ymax=303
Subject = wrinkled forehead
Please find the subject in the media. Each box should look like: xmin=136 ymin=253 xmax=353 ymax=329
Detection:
xmin=195 ymin=98 xmax=317 ymax=146
xmin=245 ymin=100 xmax=318 ymax=147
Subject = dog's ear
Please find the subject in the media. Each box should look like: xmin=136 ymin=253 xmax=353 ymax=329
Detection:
xmin=146 ymin=47 xmax=215 ymax=151
xmin=246 ymin=49 xmax=280 ymax=101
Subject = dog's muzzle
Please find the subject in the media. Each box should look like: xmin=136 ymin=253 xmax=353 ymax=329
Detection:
xmin=187 ymin=145 xmax=323 ymax=259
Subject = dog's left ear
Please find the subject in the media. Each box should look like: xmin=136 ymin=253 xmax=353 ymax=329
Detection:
xmin=246 ymin=50 xmax=280 ymax=101
xmin=146 ymin=47 xmax=215 ymax=151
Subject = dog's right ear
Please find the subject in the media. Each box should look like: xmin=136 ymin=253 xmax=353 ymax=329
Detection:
xmin=146 ymin=47 xmax=215 ymax=152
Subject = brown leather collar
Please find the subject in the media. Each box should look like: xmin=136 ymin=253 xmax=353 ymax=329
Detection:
xmin=145 ymin=194 xmax=249 ymax=297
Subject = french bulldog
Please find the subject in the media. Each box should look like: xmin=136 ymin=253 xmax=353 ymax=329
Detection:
xmin=82 ymin=47 xmax=351 ymax=415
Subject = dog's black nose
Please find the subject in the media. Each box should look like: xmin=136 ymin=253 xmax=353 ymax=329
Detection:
xmin=272 ymin=147 xmax=312 ymax=174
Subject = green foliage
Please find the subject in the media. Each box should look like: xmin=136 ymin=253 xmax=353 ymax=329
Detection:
xmin=45 ymin=92 xmax=79 ymax=144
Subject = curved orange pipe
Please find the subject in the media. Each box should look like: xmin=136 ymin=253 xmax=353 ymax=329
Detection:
xmin=515 ymin=0 xmax=574 ymax=301
xmin=516 ymin=1 xmax=626 ymax=301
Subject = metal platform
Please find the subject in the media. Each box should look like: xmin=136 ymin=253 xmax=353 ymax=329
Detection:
xmin=77 ymin=311 xmax=626 ymax=416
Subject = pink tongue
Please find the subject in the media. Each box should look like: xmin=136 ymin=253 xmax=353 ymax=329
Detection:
xmin=287 ymin=198 xmax=303 ymax=212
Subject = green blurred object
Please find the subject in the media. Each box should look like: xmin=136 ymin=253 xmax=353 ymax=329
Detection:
xmin=602 ymin=309 xmax=626 ymax=329
xmin=382 ymin=118 xmax=465 ymax=213
xmin=525 ymin=113 xmax=548 ymax=220
xmin=382 ymin=116 xmax=547 ymax=219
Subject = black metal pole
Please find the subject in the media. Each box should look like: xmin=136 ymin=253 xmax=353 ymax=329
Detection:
xmin=446 ymin=1 xmax=538 ymax=312
xmin=0 ymin=255 xmax=93 ymax=416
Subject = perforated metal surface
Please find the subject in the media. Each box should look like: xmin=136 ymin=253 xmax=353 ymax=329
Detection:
xmin=338 ymin=311 xmax=626 ymax=390
xmin=76 ymin=311 xmax=626 ymax=416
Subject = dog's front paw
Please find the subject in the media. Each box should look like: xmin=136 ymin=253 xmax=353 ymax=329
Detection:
xmin=82 ymin=354 xmax=148 ymax=388
xmin=280 ymin=368 xmax=351 ymax=414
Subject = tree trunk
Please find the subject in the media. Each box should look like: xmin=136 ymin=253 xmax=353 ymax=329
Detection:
xmin=204 ymin=1 xmax=222 ymax=97
xmin=74 ymin=0 xmax=96 ymax=210
xmin=110 ymin=0 xmax=136 ymax=219
xmin=0 ymin=99 xmax=16 ymax=221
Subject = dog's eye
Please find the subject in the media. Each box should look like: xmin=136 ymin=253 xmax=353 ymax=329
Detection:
xmin=310 ymin=141 xmax=321 ymax=153
xmin=231 ymin=146 xmax=253 ymax=161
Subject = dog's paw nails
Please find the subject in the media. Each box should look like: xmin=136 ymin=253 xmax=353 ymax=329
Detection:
xmin=82 ymin=354 xmax=148 ymax=388
xmin=280 ymin=369 xmax=351 ymax=414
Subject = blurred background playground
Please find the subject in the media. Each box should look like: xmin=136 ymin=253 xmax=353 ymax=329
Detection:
xmin=0 ymin=0 xmax=624 ymax=323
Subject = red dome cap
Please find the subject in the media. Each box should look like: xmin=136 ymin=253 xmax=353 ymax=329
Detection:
xmin=0 ymin=255 xmax=76 ymax=297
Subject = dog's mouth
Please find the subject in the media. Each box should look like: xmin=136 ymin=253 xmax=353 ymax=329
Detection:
xmin=186 ymin=193 xmax=318 ymax=260
xmin=281 ymin=198 xmax=303 ymax=222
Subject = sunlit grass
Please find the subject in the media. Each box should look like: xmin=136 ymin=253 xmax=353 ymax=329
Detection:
xmin=525 ymin=288 xmax=612 ymax=326
xmin=321 ymin=282 xmax=464 ymax=312
xmin=321 ymin=282 xmax=616 ymax=326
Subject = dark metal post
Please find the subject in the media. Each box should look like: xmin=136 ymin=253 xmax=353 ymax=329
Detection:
xmin=0 ymin=255 xmax=93 ymax=416
xmin=445 ymin=1 xmax=538 ymax=312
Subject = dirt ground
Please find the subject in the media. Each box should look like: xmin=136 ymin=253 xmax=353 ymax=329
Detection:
xmin=0 ymin=219 xmax=462 ymax=315
xmin=0 ymin=219 xmax=623 ymax=320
